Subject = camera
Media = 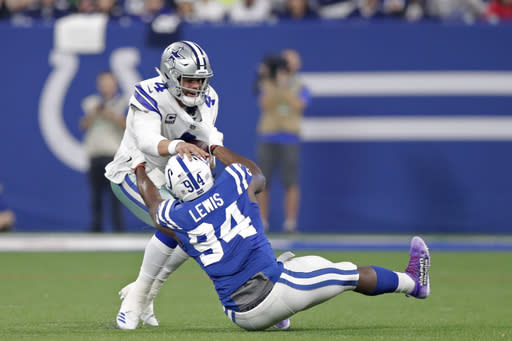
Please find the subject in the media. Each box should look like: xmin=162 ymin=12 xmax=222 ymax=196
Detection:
xmin=253 ymin=54 xmax=290 ymax=94
xmin=261 ymin=55 xmax=289 ymax=81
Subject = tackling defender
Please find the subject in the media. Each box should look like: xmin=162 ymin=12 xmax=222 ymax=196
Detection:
xmin=131 ymin=144 xmax=431 ymax=330
xmin=105 ymin=40 xmax=223 ymax=329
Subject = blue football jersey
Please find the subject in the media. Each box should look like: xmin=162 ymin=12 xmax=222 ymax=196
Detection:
xmin=156 ymin=163 xmax=282 ymax=309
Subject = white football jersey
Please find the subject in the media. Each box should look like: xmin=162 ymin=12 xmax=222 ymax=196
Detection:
xmin=105 ymin=75 xmax=221 ymax=184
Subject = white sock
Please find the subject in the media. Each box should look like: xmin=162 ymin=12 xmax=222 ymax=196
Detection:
xmin=140 ymin=235 xmax=176 ymax=278
xmin=148 ymin=246 xmax=189 ymax=301
xmin=395 ymin=272 xmax=416 ymax=294
xmin=123 ymin=235 xmax=175 ymax=311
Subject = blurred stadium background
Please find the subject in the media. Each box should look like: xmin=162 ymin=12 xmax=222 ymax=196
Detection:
xmin=0 ymin=1 xmax=511 ymax=240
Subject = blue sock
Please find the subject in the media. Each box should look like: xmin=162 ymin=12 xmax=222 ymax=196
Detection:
xmin=155 ymin=230 xmax=178 ymax=248
xmin=369 ymin=265 xmax=399 ymax=295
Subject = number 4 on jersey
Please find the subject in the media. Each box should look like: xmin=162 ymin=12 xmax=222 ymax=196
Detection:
xmin=154 ymin=82 xmax=167 ymax=92
xmin=204 ymin=95 xmax=215 ymax=107
xmin=189 ymin=201 xmax=257 ymax=267
xmin=220 ymin=202 xmax=256 ymax=242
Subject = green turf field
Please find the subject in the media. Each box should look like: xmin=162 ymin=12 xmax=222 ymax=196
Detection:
xmin=0 ymin=251 xmax=510 ymax=340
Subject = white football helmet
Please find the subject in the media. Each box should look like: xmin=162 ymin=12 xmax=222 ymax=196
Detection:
xmin=157 ymin=41 xmax=213 ymax=107
xmin=165 ymin=154 xmax=214 ymax=202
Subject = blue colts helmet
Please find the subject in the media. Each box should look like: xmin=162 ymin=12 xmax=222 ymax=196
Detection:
xmin=165 ymin=154 xmax=214 ymax=202
xmin=157 ymin=41 xmax=213 ymax=107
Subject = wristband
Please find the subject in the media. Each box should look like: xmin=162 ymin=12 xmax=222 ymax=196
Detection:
xmin=134 ymin=163 xmax=146 ymax=173
xmin=168 ymin=139 xmax=184 ymax=155
xmin=209 ymin=144 xmax=219 ymax=155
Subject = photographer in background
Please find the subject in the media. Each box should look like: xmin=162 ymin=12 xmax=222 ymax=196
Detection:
xmin=255 ymin=49 xmax=311 ymax=233
xmin=80 ymin=71 xmax=126 ymax=233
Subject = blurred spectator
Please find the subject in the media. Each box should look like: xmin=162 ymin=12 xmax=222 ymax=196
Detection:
xmin=278 ymin=0 xmax=317 ymax=19
xmin=5 ymin=0 xmax=35 ymax=25
xmin=75 ymin=0 xmax=96 ymax=13
xmin=0 ymin=0 xmax=499 ymax=22
xmin=358 ymin=0 xmax=380 ymax=18
xmin=310 ymin=0 xmax=357 ymax=19
xmin=229 ymin=0 xmax=273 ymax=23
xmin=267 ymin=0 xmax=286 ymax=13
xmin=426 ymin=0 xmax=486 ymax=22
xmin=356 ymin=0 xmax=402 ymax=18
xmin=485 ymin=0 xmax=512 ymax=20
xmin=404 ymin=0 xmax=425 ymax=21
xmin=0 ymin=0 xmax=11 ymax=18
xmin=123 ymin=0 xmax=145 ymax=16
xmin=256 ymin=49 xmax=311 ymax=233
xmin=0 ymin=184 xmax=15 ymax=232
xmin=195 ymin=0 xmax=226 ymax=22
xmin=140 ymin=0 xmax=172 ymax=22
xmin=97 ymin=0 xmax=124 ymax=18
xmin=6 ymin=0 xmax=69 ymax=20
xmin=80 ymin=71 xmax=126 ymax=233
xmin=175 ymin=0 xmax=196 ymax=21
xmin=357 ymin=0 xmax=410 ymax=19
xmin=5 ymin=0 xmax=33 ymax=12
xmin=384 ymin=0 xmax=407 ymax=16
xmin=34 ymin=0 xmax=70 ymax=20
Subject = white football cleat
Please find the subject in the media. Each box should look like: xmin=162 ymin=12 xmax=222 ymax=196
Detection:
xmin=118 ymin=283 xmax=132 ymax=301
xmin=140 ymin=301 xmax=159 ymax=326
xmin=119 ymin=282 xmax=159 ymax=327
xmin=116 ymin=310 xmax=140 ymax=330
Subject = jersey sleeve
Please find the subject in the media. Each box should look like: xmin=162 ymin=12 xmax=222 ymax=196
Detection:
xmin=131 ymin=107 xmax=166 ymax=156
xmin=202 ymin=88 xmax=223 ymax=146
xmin=224 ymin=163 xmax=253 ymax=195
xmin=130 ymin=82 xmax=163 ymax=118
xmin=156 ymin=200 xmax=181 ymax=230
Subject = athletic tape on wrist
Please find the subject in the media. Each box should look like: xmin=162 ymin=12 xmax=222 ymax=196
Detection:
xmin=168 ymin=139 xmax=184 ymax=155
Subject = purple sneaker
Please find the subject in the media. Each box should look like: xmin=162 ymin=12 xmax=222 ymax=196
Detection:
xmin=273 ymin=318 xmax=291 ymax=329
xmin=405 ymin=236 xmax=431 ymax=299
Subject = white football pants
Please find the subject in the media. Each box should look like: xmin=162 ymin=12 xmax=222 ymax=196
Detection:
xmin=223 ymin=253 xmax=359 ymax=331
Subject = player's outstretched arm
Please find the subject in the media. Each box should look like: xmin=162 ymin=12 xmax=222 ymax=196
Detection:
xmin=134 ymin=164 xmax=179 ymax=241
xmin=157 ymin=140 xmax=209 ymax=161
xmin=211 ymin=145 xmax=266 ymax=201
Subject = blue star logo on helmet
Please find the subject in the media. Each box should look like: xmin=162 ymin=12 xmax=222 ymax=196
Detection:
xmin=168 ymin=47 xmax=185 ymax=63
